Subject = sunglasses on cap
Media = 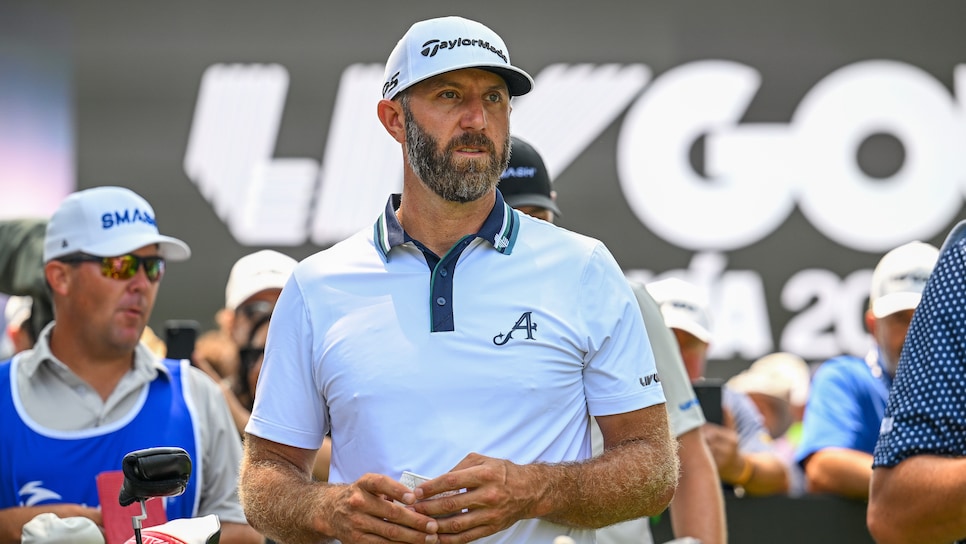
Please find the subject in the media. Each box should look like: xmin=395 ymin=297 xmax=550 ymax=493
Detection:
xmin=58 ymin=253 xmax=166 ymax=283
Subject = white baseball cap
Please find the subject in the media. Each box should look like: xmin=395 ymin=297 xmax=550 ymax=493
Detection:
xmin=870 ymin=240 xmax=939 ymax=318
xmin=646 ymin=277 xmax=713 ymax=343
xmin=738 ymin=352 xmax=812 ymax=406
xmin=382 ymin=16 xmax=534 ymax=100
xmin=3 ymin=295 xmax=32 ymax=329
xmin=44 ymin=186 xmax=190 ymax=263
xmin=727 ymin=369 xmax=791 ymax=402
xmin=225 ymin=249 xmax=298 ymax=311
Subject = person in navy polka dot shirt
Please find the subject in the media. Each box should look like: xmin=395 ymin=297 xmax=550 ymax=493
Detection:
xmin=868 ymin=220 xmax=966 ymax=544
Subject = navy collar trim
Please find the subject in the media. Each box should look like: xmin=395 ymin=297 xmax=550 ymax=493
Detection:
xmin=373 ymin=191 xmax=519 ymax=262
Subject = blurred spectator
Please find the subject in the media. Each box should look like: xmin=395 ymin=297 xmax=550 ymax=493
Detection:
xmin=796 ymin=240 xmax=939 ymax=501
xmin=0 ymin=219 xmax=54 ymax=346
xmin=194 ymin=249 xmax=332 ymax=482
xmin=502 ymin=136 xmax=725 ymax=544
xmin=196 ymin=249 xmax=297 ymax=432
xmin=0 ymin=186 xmax=263 ymax=543
xmin=728 ymin=351 xmax=811 ymax=495
xmin=648 ymin=277 xmax=791 ymax=496
xmin=498 ymin=137 xmax=561 ymax=223
xmin=2 ymin=295 xmax=35 ymax=358
xmin=194 ymin=250 xmax=297 ymax=383
xmin=868 ymin=221 xmax=966 ymax=543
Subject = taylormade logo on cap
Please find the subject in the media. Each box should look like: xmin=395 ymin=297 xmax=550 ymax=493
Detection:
xmin=382 ymin=16 xmax=533 ymax=100
xmin=419 ymin=37 xmax=508 ymax=63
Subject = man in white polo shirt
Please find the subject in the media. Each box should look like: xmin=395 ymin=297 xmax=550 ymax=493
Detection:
xmin=240 ymin=15 xmax=678 ymax=544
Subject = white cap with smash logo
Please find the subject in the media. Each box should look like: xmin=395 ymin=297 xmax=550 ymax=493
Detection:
xmin=43 ymin=186 xmax=191 ymax=263
xmin=382 ymin=16 xmax=534 ymax=100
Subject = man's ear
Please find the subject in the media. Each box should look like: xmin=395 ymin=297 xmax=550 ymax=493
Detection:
xmin=376 ymin=98 xmax=406 ymax=144
xmin=864 ymin=308 xmax=876 ymax=335
xmin=44 ymin=261 xmax=70 ymax=297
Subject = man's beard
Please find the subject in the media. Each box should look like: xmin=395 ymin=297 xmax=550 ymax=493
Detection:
xmin=404 ymin=104 xmax=510 ymax=203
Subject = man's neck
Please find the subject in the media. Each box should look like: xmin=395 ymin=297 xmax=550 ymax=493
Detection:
xmin=48 ymin=323 xmax=137 ymax=401
xmin=396 ymin=176 xmax=496 ymax=257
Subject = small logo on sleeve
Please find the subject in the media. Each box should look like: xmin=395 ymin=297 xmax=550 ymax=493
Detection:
xmin=639 ymin=373 xmax=661 ymax=387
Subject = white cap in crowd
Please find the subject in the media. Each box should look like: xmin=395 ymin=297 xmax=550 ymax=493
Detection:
xmin=43 ymin=186 xmax=190 ymax=263
xmin=225 ymin=250 xmax=298 ymax=311
xmin=382 ymin=16 xmax=533 ymax=100
xmin=870 ymin=240 xmax=939 ymax=318
xmin=729 ymin=352 xmax=812 ymax=406
xmin=645 ymin=277 xmax=713 ymax=343
xmin=4 ymin=295 xmax=32 ymax=330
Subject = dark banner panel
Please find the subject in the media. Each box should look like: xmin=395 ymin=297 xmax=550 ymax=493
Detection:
xmin=3 ymin=1 xmax=964 ymax=376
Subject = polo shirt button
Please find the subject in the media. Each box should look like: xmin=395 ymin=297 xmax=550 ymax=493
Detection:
xmin=439 ymin=269 xmax=448 ymax=277
xmin=436 ymin=297 xmax=446 ymax=306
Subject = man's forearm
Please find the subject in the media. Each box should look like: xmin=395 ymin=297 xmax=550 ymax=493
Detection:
xmin=670 ymin=429 xmax=726 ymax=544
xmin=220 ymin=521 xmax=270 ymax=544
xmin=239 ymin=442 xmax=336 ymax=543
xmin=804 ymin=448 xmax=872 ymax=499
xmin=534 ymin=430 xmax=678 ymax=528
xmin=869 ymin=456 xmax=966 ymax=544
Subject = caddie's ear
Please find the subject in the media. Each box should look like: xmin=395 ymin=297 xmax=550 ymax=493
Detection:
xmin=44 ymin=260 xmax=72 ymax=297
xmin=376 ymin=98 xmax=406 ymax=144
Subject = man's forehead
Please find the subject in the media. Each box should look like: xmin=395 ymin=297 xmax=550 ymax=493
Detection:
xmin=415 ymin=68 xmax=509 ymax=92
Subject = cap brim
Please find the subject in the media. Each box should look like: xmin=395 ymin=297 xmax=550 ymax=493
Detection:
xmin=504 ymin=194 xmax=561 ymax=216
xmin=227 ymin=274 xmax=290 ymax=310
xmin=664 ymin=314 xmax=711 ymax=343
xmin=395 ymin=63 xmax=534 ymax=99
xmin=83 ymin=234 xmax=191 ymax=262
xmin=479 ymin=66 xmax=533 ymax=97
xmin=872 ymin=292 xmax=922 ymax=318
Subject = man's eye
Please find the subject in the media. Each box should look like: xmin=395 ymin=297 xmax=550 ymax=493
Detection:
xmin=486 ymin=93 xmax=503 ymax=103
xmin=441 ymin=90 xmax=458 ymax=99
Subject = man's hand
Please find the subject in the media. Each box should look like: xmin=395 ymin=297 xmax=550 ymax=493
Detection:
xmin=326 ymin=473 xmax=440 ymax=543
xmin=409 ymin=453 xmax=544 ymax=543
xmin=702 ymin=423 xmax=742 ymax=479
xmin=240 ymin=435 xmax=440 ymax=543
xmin=701 ymin=409 xmax=743 ymax=479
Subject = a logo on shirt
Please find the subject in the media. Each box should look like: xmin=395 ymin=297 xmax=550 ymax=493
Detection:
xmin=493 ymin=312 xmax=537 ymax=345
xmin=19 ymin=481 xmax=62 ymax=507
xmin=639 ymin=373 xmax=661 ymax=387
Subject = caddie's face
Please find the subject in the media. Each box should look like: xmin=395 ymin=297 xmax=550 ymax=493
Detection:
xmin=57 ymin=244 xmax=161 ymax=355
xmin=403 ymin=68 xmax=511 ymax=202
